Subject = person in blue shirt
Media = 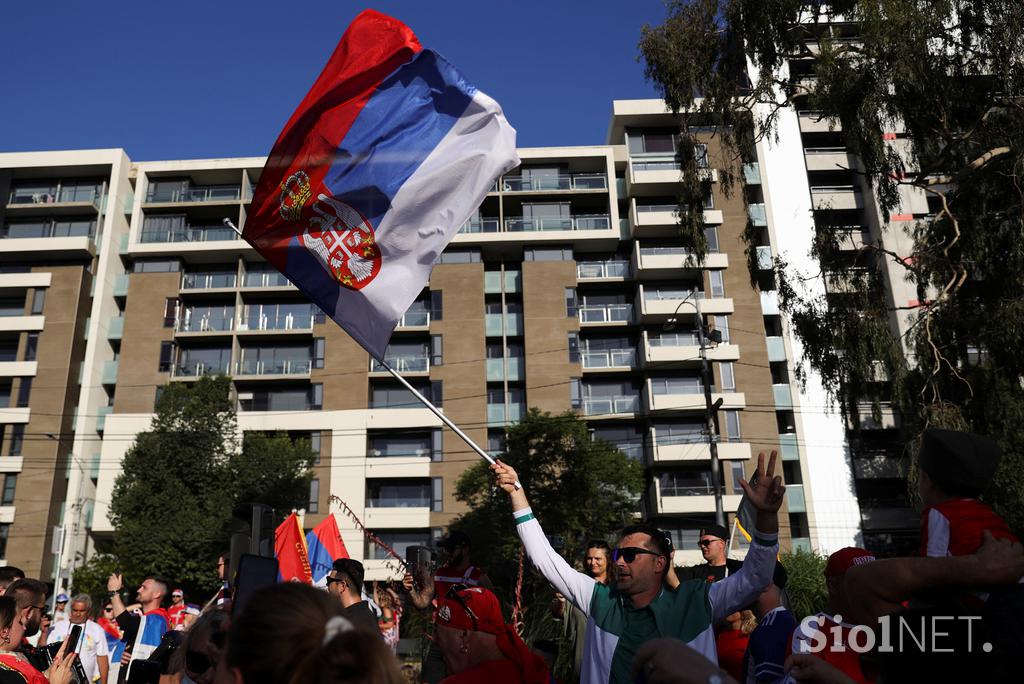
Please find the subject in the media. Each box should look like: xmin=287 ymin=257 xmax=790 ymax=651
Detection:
xmin=741 ymin=562 xmax=795 ymax=684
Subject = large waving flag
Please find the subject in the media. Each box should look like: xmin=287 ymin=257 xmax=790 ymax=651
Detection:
xmin=306 ymin=514 xmax=349 ymax=583
xmin=244 ymin=9 xmax=519 ymax=359
xmin=275 ymin=512 xmax=313 ymax=583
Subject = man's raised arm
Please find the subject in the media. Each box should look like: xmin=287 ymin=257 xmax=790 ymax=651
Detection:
xmin=492 ymin=460 xmax=596 ymax=614
xmin=709 ymin=451 xmax=785 ymax=619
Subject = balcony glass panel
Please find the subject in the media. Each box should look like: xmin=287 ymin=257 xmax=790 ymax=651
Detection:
xmin=237 ymin=346 xmax=313 ymax=375
xmin=582 ymin=395 xmax=639 ymax=415
xmin=174 ymin=347 xmax=231 ymax=376
xmin=582 ymin=349 xmax=635 ymax=369
xmin=459 ymin=218 xmax=500 ymax=233
xmin=787 ymin=484 xmax=807 ymax=513
xmin=140 ymin=216 xmax=237 ymax=243
xmin=2 ymin=219 xmax=95 ymax=239
xmin=113 ymin=274 xmax=129 ymax=297
xmin=577 ymin=260 xmax=629 ymax=279
xmin=397 ymin=308 xmax=430 ymax=327
xmin=654 ymin=422 xmax=705 ymax=445
xmin=578 ymin=304 xmax=632 ymax=324
xmin=649 ymin=332 xmax=700 ymax=347
xmin=182 ymin=270 xmax=237 ymax=289
xmin=748 ymin=203 xmax=767 ymax=226
xmin=366 ymin=480 xmax=431 ymax=508
xmin=146 ymin=183 xmax=240 ymax=203
xmin=772 ymin=383 xmax=793 ymax=409
xmin=502 ymin=173 xmax=606 ymax=191
xmin=177 ymin=306 xmax=235 ymax=332
xmin=766 ymin=336 xmax=786 ymax=362
xmin=644 ymin=288 xmax=702 ymax=301
xmin=8 ymin=184 xmax=57 ymax=204
xmin=243 ymin=265 xmax=292 ymax=287
xmin=240 ymin=303 xmax=321 ymax=331
xmin=651 ymin=377 xmax=702 ymax=395
xmin=504 ymin=214 xmax=609 ymax=232
xmin=779 ymin=433 xmax=799 ymax=461
xmin=368 ymin=433 xmax=433 ymax=458
xmin=370 ymin=531 xmax=430 ymax=560
xmin=659 ymin=471 xmax=714 ymax=496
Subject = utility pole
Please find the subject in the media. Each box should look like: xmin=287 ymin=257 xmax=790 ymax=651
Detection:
xmin=693 ymin=297 xmax=726 ymax=528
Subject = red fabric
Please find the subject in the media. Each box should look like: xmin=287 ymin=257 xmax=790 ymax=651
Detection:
xmin=825 ymin=547 xmax=875 ymax=578
xmin=0 ymin=654 xmax=48 ymax=684
xmin=919 ymin=498 xmax=1019 ymax=557
xmin=716 ymin=629 xmax=749 ymax=682
xmin=167 ymin=604 xmax=186 ymax=629
xmin=244 ymin=9 xmax=422 ymax=270
xmin=441 ymin=658 xmax=528 ymax=684
xmin=311 ymin=514 xmax=349 ymax=560
xmin=145 ymin=606 xmax=170 ymax=621
xmin=433 ymin=564 xmax=485 ymax=604
xmin=275 ymin=512 xmax=312 ymax=583
xmin=97 ymin=617 xmax=121 ymax=640
xmin=803 ymin=617 xmax=875 ymax=684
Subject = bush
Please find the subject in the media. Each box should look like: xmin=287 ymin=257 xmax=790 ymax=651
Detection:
xmin=780 ymin=548 xmax=828 ymax=621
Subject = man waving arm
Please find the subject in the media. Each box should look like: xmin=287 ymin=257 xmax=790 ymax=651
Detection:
xmin=492 ymin=460 xmax=597 ymax=614
xmin=709 ymin=451 xmax=785 ymax=620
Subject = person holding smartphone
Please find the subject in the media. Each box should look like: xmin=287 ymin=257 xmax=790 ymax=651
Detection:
xmin=46 ymin=594 xmax=109 ymax=684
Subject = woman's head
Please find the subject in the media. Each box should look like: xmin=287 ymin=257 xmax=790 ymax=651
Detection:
xmin=584 ymin=540 xmax=613 ymax=582
xmin=174 ymin=609 xmax=228 ymax=684
xmin=220 ymin=583 xmax=402 ymax=684
xmin=0 ymin=596 xmax=16 ymax=645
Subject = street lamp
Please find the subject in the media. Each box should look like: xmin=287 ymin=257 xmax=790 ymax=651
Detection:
xmin=664 ymin=292 xmax=727 ymax=528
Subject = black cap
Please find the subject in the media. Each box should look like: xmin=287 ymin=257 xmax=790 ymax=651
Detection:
xmin=332 ymin=558 xmax=364 ymax=588
xmin=919 ymin=428 xmax=1002 ymax=496
xmin=771 ymin=561 xmax=788 ymax=590
xmin=699 ymin=524 xmax=730 ymax=542
xmin=438 ymin=530 xmax=471 ymax=549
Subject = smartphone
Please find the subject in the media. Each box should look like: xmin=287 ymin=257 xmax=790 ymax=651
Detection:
xmin=232 ymin=554 xmax=279 ymax=616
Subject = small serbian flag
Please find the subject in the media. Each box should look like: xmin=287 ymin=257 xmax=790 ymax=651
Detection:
xmin=275 ymin=512 xmax=313 ymax=583
xmin=245 ymin=9 xmax=519 ymax=359
xmin=306 ymin=514 xmax=349 ymax=583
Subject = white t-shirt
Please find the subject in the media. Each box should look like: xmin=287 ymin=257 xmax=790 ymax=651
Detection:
xmin=46 ymin=619 xmax=110 ymax=682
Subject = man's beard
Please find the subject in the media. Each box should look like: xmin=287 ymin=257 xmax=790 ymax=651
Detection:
xmin=23 ymin=617 xmax=40 ymax=638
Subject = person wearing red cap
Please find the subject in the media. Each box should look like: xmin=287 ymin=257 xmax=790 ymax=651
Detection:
xmin=433 ymin=585 xmax=550 ymax=684
xmin=789 ymin=547 xmax=877 ymax=684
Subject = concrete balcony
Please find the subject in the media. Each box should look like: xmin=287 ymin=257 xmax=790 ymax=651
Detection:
xmin=0 ymin=273 xmax=50 ymax=289
xmin=0 ymin=236 xmax=94 ymax=259
xmin=0 ymin=408 xmax=30 ymax=424
xmin=632 ymin=246 xmax=728 ymax=277
xmin=650 ymin=440 xmax=751 ymax=464
xmin=645 ymin=382 xmax=746 ymax=413
xmin=629 ymin=202 xmax=723 ymax=238
xmin=627 ymin=160 xmax=717 ymax=195
xmin=0 ymin=316 xmax=45 ymax=332
xmin=798 ymin=110 xmax=841 ymax=133
xmin=637 ymin=287 xmax=734 ymax=320
xmin=0 ymin=361 xmax=37 ymax=377
xmin=804 ymin=147 xmax=857 ymax=172
xmin=364 ymin=458 xmax=432 ymax=479
xmin=653 ymin=483 xmax=743 ymax=515
xmin=581 ymin=349 xmax=635 ymax=372
xmin=811 ymin=186 xmax=863 ymax=211
xmin=641 ymin=331 xmax=739 ymax=367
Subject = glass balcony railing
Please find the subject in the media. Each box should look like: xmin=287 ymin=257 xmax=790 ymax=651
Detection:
xmin=779 ymin=433 xmax=799 ymax=461
xmin=639 ymin=246 xmax=690 ymax=257
xmin=371 ymin=356 xmax=429 ymax=373
xmin=578 ymin=304 xmax=632 ymax=324
xmin=582 ymin=349 xmax=635 ymax=369
xmin=485 ymin=313 xmax=524 ymax=336
xmin=240 ymin=306 xmax=322 ymax=331
xmin=577 ymin=261 xmax=629 ymax=279
xmin=582 ymin=395 xmax=639 ymax=415
xmin=501 ymin=173 xmax=607 ymax=191
xmin=101 ymin=360 xmax=119 ymax=384
xmin=773 ymin=383 xmax=794 ymax=409
xmin=488 ymin=402 xmax=525 ymax=426
xmin=787 ymin=484 xmax=807 ymax=513
xmin=366 ymin=495 xmax=431 ymax=508
xmin=96 ymin=406 xmax=112 ymax=433
xmin=748 ymin=203 xmax=767 ymax=226
xmin=649 ymin=332 xmax=700 ymax=347
xmin=504 ymin=214 xmax=610 ymax=232
xmin=176 ymin=314 xmax=235 ymax=333
xmin=145 ymin=185 xmax=241 ymax=203
xmin=486 ymin=357 xmax=525 ymax=381
xmin=182 ymin=272 xmax=237 ymax=289
xmin=742 ymin=162 xmax=761 ymax=184
xmin=397 ymin=309 xmax=430 ymax=327
xmin=459 ymin=218 xmax=500 ymax=234
xmin=1 ymin=220 xmax=96 ymax=239
xmin=140 ymin=225 xmax=239 ymax=243
xmin=235 ymin=358 xmax=313 ymax=376
xmin=242 ymin=270 xmax=292 ymax=288
xmin=644 ymin=289 xmax=703 ymax=302
xmin=766 ymin=336 xmax=786 ymax=362
xmin=661 ymin=481 xmax=715 ymax=497
xmin=172 ymin=361 xmax=230 ymax=377
xmin=107 ymin=316 xmax=124 ymax=340
xmin=8 ymin=185 xmax=102 ymax=205
xmin=113 ymin=274 xmax=129 ymax=297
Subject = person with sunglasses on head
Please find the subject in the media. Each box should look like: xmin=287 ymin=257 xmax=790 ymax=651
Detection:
xmin=492 ymin=451 xmax=785 ymax=684
xmin=95 ymin=603 xmax=124 ymax=681
xmin=325 ymin=559 xmax=381 ymax=637
xmin=434 ymin=585 xmax=550 ymax=684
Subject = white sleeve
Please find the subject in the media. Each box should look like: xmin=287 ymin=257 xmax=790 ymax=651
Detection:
xmin=708 ymin=529 xmax=779 ymax=620
xmin=46 ymin=622 xmax=65 ymax=645
xmin=513 ymin=506 xmax=597 ymax=615
xmin=91 ymin=622 xmax=109 ymax=657
xmin=925 ymin=508 xmax=951 ymax=558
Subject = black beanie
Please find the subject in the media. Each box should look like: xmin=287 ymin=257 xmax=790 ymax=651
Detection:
xmin=919 ymin=428 xmax=1002 ymax=496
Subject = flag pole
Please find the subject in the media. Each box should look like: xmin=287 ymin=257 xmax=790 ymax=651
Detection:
xmin=377 ymin=358 xmax=521 ymax=489
xmin=222 ymin=218 xmax=520 ymax=489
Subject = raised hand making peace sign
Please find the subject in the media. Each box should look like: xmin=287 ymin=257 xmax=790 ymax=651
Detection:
xmin=738 ymin=450 xmax=786 ymax=534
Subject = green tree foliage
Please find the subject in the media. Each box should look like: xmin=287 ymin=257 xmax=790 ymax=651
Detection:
xmin=780 ymin=548 xmax=828 ymax=621
xmin=640 ymin=1 xmax=1024 ymax=531
xmin=70 ymin=553 xmax=120 ymax=608
xmin=448 ymin=409 xmax=643 ymax=648
xmin=108 ymin=376 xmax=314 ymax=595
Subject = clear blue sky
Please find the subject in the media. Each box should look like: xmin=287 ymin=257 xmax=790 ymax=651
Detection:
xmin=1 ymin=1 xmax=667 ymax=160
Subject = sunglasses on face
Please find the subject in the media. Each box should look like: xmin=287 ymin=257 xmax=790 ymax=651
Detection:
xmin=612 ymin=547 xmax=662 ymax=564
xmin=444 ymin=584 xmax=479 ymax=631
xmin=698 ymin=538 xmax=722 ymax=548
xmin=325 ymin=576 xmax=347 ymax=587
xmin=185 ymin=649 xmax=216 ymax=676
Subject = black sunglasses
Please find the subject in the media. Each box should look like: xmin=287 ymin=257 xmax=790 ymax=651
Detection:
xmin=612 ymin=547 xmax=662 ymax=564
xmin=444 ymin=583 xmax=479 ymax=631
xmin=185 ymin=650 xmax=216 ymax=676
xmin=325 ymin=576 xmax=347 ymax=587
xmin=698 ymin=538 xmax=723 ymax=547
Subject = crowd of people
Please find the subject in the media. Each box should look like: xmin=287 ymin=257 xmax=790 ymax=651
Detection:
xmin=0 ymin=429 xmax=1021 ymax=683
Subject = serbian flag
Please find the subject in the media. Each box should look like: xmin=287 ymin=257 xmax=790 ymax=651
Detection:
xmin=306 ymin=514 xmax=349 ymax=583
xmin=244 ymin=9 xmax=519 ymax=359
xmin=275 ymin=512 xmax=313 ymax=583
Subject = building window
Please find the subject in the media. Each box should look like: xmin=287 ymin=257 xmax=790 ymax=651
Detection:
xmin=720 ymin=362 xmax=736 ymax=391
xmin=310 ymin=432 xmax=322 ymax=465
xmin=15 ymin=379 xmax=31 ymax=408
xmin=568 ymin=332 xmax=579 ymax=363
xmin=30 ymin=290 xmax=45 ymax=315
xmin=430 ymin=290 xmax=443 ymax=321
xmin=23 ymin=333 xmax=38 ymax=361
xmin=570 ymin=378 xmax=582 ymax=409
xmin=0 ymin=524 xmax=8 ymax=559
xmin=565 ymin=288 xmax=577 ymax=317
xmin=132 ymin=258 xmax=181 ymax=273
xmin=158 ymin=342 xmax=174 ymax=372
xmin=308 ymin=479 xmax=320 ymax=514
xmin=155 ymin=386 xmax=165 ymax=405
xmin=436 ymin=249 xmax=481 ymax=264
xmin=524 ymin=246 xmax=573 ymax=262
xmin=705 ymin=226 xmax=719 ymax=252
xmin=311 ymin=383 xmax=323 ymax=411
xmin=368 ymin=530 xmax=429 ymax=560
xmin=1 ymin=475 xmax=15 ymax=505
xmin=724 ymin=410 xmax=741 ymax=441
xmin=713 ymin=316 xmax=730 ymax=344
xmin=368 ymin=431 xmax=434 ymax=458
xmin=9 ymin=425 xmax=24 ymax=456
xmin=313 ymin=338 xmax=325 ymax=369
xmin=163 ymin=299 xmax=177 ymax=328
xmin=431 ymin=335 xmax=443 ymax=367
xmin=432 ymin=478 xmax=443 ymax=512
xmin=709 ymin=271 xmax=725 ymax=298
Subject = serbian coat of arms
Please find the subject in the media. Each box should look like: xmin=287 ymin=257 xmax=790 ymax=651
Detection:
xmin=278 ymin=170 xmax=382 ymax=290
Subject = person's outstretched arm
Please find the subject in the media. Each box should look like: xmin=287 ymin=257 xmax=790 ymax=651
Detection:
xmin=708 ymin=451 xmax=784 ymax=619
xmin=843 ymin=530 xmax=1024 ymax=625
xmin=492 ymin=460 xmax=597 ymax=614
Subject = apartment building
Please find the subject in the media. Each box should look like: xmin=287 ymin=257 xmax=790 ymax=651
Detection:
xmin=0 ymin=100 xmax=852 ymax=581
